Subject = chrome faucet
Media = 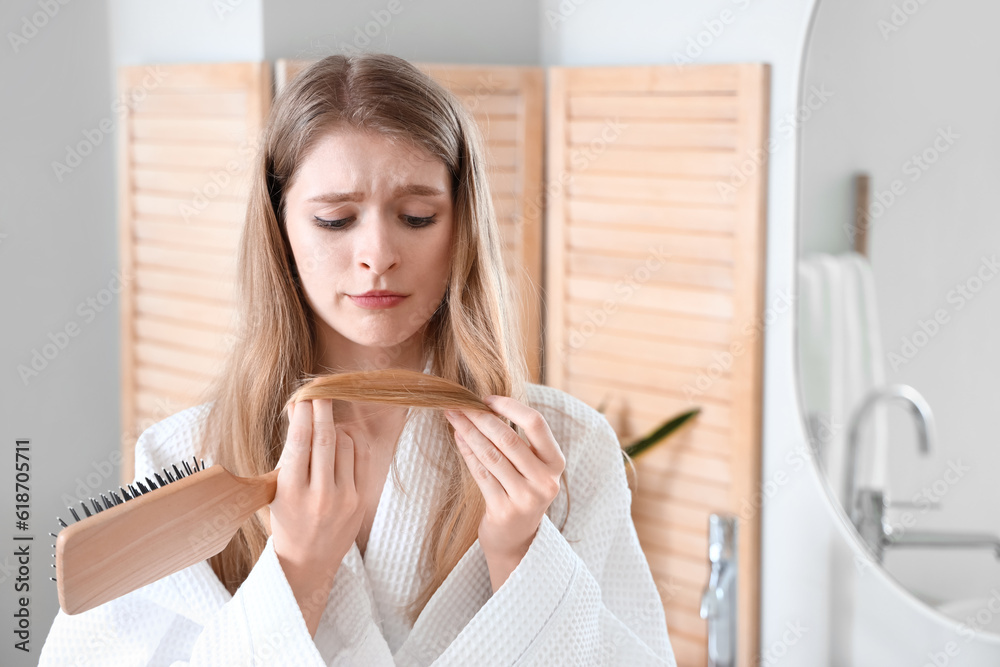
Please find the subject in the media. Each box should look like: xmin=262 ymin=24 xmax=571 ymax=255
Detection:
xmin=701 ymin=514 xmax=737 ymax=667
xmin=855 ymin=488 xmax=1000 ymax=563
xmin=844 ymin=384 xmax=935 ymax=525
xmin=845 ymin=385 xmax=1000 ymax=562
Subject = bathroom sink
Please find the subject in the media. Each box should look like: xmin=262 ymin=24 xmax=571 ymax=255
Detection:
xmin=937 ymin=596 xmax=1000 ymax=635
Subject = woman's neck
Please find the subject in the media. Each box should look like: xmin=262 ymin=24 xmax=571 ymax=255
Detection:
xmin=312 ymin=331 xmax=430 ymax=435
xmin=315 ymin=328 xmax=428 ymax=375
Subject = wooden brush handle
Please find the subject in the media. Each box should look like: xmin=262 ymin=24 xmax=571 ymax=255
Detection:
xmin=234 ymin=467 xmax=280 ymax=508
xmin=57 ymin=466 xmax=281 ymax=615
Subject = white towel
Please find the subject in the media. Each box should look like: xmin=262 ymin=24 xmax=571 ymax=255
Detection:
xmin=798 ymin=252 xmax=888 ymax=508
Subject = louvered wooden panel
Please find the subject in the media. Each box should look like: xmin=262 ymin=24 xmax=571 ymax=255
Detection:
xmin=545 ymin=64 xmax=770 ymax=667
xmin=276 ymin=59 xmax=545 ymax=383
xmin=118 ymin=63 xmax=272 ymax=484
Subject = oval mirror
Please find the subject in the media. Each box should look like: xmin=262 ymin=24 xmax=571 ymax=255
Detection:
xmin=796 ymin=0 xmax=1000 ymax=633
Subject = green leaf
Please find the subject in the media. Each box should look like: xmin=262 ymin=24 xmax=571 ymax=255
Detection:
xmin=622 ymin=408 xmax=701 ymax=459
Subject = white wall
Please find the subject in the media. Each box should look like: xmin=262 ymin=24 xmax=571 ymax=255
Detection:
xmin=262 ymin=0 xmax=540 ymax=64
xmin=1 ymin=1 xmax=117 ymax=664
xmin=108 ymin=0 xmax=264 ymax=66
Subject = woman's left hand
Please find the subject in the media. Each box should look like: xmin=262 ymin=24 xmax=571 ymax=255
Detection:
xmin=444 ymin=395 xmax=566 ymax=591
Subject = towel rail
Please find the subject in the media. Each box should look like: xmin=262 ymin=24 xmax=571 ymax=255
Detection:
xmin=853 ymin=172 xmax=870 ymax=256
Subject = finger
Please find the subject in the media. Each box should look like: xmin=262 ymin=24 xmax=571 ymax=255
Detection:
xmin=310 ymin=398 xmax=337 ymax=490
xmin=453 ymin=428 xmax=507 ymax=505
xmin=276 ymin=402 xmax=294 ymax=469
xmin=334 ymin=425 xmax=356 ymax=494
xmin=279 ymin=400 xmax=312 ymax=488
xmin=353 ymin=429 xmax=370 ymax=500
xmin=451 ymin=407 xmax=547 ymax=485
xmin=483 ymin=397 xmax=564 ymax=468
xmin=447 ymin=410 xmax=523 ymax=497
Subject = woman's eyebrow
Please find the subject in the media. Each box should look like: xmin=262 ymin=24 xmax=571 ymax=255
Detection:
xmin=306 ymin=184 xmax=446 ymax=203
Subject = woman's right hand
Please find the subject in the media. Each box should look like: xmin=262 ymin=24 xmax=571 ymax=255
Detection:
xmin=270 ymin=398 xmax=371 ymax=637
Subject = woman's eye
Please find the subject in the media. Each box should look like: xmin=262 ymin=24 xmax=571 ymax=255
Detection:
xmin=404 ymin=215 xmax=437 ymax=228
xmin=314 ymin=216 xmax=352 ymax=229
xmin=313 ymin=215 xmax=437 ymax=230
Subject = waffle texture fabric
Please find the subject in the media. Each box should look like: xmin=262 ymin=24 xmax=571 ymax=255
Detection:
xmin=40 ymin=372 xmax=676 ymax=666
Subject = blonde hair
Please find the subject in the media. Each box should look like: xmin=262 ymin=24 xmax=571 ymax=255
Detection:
xmin=286 ymin=368 xmax=492 ymax=412
xmin=196 ymin=53 xmax=564 ymax=623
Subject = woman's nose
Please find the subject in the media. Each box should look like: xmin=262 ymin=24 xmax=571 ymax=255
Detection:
xmin=357 ymin=216 xmax=400 ymax=275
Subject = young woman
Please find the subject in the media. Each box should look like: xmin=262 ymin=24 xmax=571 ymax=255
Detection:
xmin=39 ymin=53 xmax=676 ymax=666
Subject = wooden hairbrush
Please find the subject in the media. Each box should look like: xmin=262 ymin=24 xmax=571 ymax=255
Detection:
xmin=52 ymin=458 xmax=279 ymax=615
xmin=50 ymin=367 xmax=495 ymax=615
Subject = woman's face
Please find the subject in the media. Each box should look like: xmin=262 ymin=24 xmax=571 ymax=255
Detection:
xmin=284 ymin=128 xmax=454 ymax=365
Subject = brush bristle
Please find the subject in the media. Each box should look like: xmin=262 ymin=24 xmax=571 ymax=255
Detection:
xmin=53 ymin=455 xmax=208 ymax=540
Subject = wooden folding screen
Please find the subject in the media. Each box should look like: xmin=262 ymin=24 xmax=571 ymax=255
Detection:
xmin=544 ymin=64 xmax=770 ymax=666
xmin=276 ymin=59 xmax=546 ymax=382
xmin=118 ymin=63 xmax=272 ymax=483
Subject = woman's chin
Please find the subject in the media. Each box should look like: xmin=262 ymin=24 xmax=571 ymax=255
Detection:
xmin=345 ymin=332 xmax=421 ymax=353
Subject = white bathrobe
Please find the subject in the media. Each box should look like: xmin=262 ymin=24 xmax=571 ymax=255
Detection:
xmin=39 ymin=373 xmax=677 ymax=666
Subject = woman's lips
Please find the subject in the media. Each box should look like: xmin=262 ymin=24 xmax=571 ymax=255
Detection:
xmin=349 ymin=294 xmax=407 ymax=309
